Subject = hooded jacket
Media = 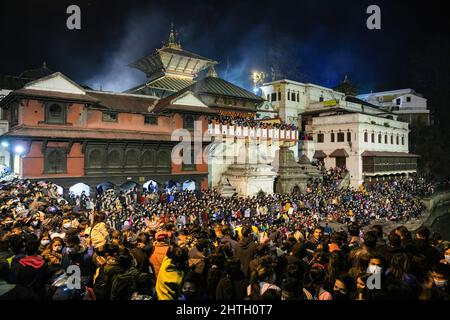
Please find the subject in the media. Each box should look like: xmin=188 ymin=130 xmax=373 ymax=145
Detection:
xmin=10 ymin=255 xmax=48 ymax=297
xmin=234 ymin=237 xmax=256 ymax=278
xmin=155 ymin=256 xmax=184 ymax=300
xmin=149 ymin=241 xmax=169 ymax=276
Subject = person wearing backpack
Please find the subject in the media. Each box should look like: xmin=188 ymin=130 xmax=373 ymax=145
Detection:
xmin=109 ymin=251 xmax=143 ymax=300
xmin=93 ymin=245 xmax=122 ymax=300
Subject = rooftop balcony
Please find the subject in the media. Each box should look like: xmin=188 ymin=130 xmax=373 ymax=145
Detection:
xmin=207 ymin=123 xmax=301 ymax=142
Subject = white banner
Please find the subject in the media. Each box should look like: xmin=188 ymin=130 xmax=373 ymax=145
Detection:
xmin=243 ymin=127 xmax=248 ymax=137
xmin=214 ymin=124 xmax=221 ymax=135
xmin=269 ymin=129 xmax=273 ymax=138
xmin=236 ymin=126 xmax=242 ymax=136
xmin=280 ymin=130 xmax=285 ymax=139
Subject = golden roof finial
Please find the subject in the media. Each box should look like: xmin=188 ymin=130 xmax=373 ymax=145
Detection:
xmin=163 ymin=22 xmax=182 ymax=49
xmin=169 ymin=22 xmax=175 ymax=47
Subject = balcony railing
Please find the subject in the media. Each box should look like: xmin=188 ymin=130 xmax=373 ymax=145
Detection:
xmin=207 ymin=123 xmax=300 ymax=142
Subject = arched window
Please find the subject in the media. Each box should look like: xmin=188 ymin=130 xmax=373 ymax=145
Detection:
xmin=108 ymin=150 xmax=121 ymax=167
xmin=157 ymin=150 xmax=170 ymax=167
xmin=125 ymin=150 xmax=139 ymax=166
xmin=297 ymin=92 xmax=300 ymax=102
xmin=378 ymin=134 xmax=382 ymax=143
xmin=402 ymin=136 xmax=405 ymax=145
xmin=89 ymin=149 xmax=102 ymax=167
xmin=390 ymin=135 xmax=393 ymax=144
xmin=384 ymin=135 xmax=388 ymax=144
xmin=46 ymin=103 xmax=66 ymax=124
xmin=45 ymin=148 xmax=67 ymax=173
xmin=331 ymin=132 xmax=335 ymax=142
xmin=287 ymin=90 xmax=291 ymax=101
xmin=364 ymin=132 xmax=368 ymax=142
xmin=396 ymin=136 xmax=399 ymax=145
xmin=371 ymin=133 xmax=375 ymax=143
xmin=141 ymin=150 xmax=154 ymax=166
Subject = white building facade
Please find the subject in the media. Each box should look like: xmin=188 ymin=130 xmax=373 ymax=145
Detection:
xmin=310 ymin=112 xmax=417 ymax=188
xmin=260 ymin=79 xmax=345 ymax=126
xmin=357 ymin=89 xmax=430 ymax=126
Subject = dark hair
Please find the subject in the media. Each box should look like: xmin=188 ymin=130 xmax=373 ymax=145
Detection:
xmin=388 ymin=231 xmax=401 ymax=247
xmin=242 ymin=225 xmax=253 ymax=238
xmin=416 ymin=227 xmax=430 ymax=240
xmin=136 ymin=232 xmax=149 ymax=245
xmin=8 ymin=234 xmax=23 ymax=255
xmin=430 ymin=232 xmax=442 ymax=245
xmin=250 ymin=264 xmax=275 ymax=299
xmin=395 ymin=226 xmax=411 ymax=241
xmin=389 ymin=253 xmax=410 ymax=281
xmin=94 ymin=212 xmax=106 ymax=224
xmin=24 ymin=234 xmax=40 ymax=256
xmin=167 ymin=244 xmax=188 ymax=270
xmin=330 ymin=232 xmax=343 ymax=245
xmin=65 ymin=233 xmax=81 ymax=247
xmin=221 ymin=225 xmax=232 ymax=237
xmin=363 ymin=231 xmax=378 ymax=248
xmin=118 ymin=251 xmax=133 ymax=269
xmin=371 ymin=225 xmax=383 ymax=239
xmin=286 ymin=262 xmax=306 ymax=283
xmin=281 ymin=278 xmax=302 ymax=298
xmin=432 ymin=263 xmax=450 ymax=277
xmin=255 ymin=243 xmax=269 ymax=257
xmin=335 ymin=274 xmax=356 ymax=296
xmin=195 ymin=238 xmax=209 ymax=252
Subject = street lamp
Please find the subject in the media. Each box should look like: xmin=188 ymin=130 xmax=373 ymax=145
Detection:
xmin=14 ymin=145 xmax=25 ymax=154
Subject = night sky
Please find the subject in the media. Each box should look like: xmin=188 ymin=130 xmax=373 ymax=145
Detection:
xmin=1 ymin=0 xmax=449 ymax=94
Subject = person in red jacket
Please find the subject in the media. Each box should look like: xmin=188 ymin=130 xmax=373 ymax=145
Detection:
xmin=10 ymin=234 xmax=48 ymax=298
xmin=149 ymin=232 xmax=170 ymax=276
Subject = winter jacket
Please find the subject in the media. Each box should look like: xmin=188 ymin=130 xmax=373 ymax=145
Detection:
xmin=149 ymin=242 xmax=169 ymax=276
xmin=155 ymin=256 xmax=184 ymax=300
xmin=188 ymin=247 xmax=206 ymax=274
xmin=234 ymin=237 xmax=256 ymax=278
xmin=10 ymin=255 xmax=48 ymax=298
xmin=215 ymin=274 xmax=248 ymax=300
xmin=85 ymin=222 xmax=109 ymax=249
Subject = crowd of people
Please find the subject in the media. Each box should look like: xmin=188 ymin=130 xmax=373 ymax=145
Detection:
xmin=209 ymin=115 xmax=298 ymax=131
xmin=0 ymin=170 xmax=449 ymax=300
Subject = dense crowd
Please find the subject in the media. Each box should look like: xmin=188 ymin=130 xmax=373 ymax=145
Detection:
xmin=209 ymin=115 xmax=298 ymax=131
xmin=0 ymin=170 xmax=449 ymax=300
